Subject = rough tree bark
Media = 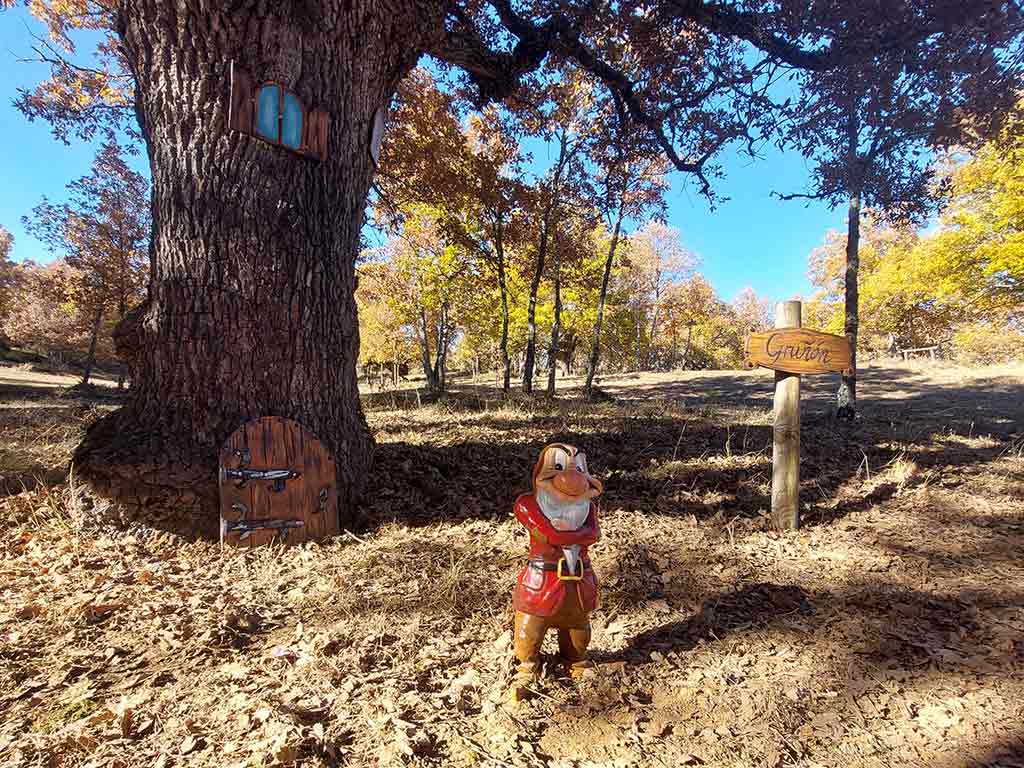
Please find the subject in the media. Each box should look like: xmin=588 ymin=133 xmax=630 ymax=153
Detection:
xmin=584 ymin=205 xmax=623 ymax=397
xmin=72 ymin=1 xmax=437 ymax=533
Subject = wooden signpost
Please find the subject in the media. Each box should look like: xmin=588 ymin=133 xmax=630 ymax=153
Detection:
xmin=744 ymin=301 xmax=852 ymax=530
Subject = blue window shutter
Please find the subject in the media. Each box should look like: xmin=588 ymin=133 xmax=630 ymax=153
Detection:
xmin=281 ymin=91 xmax=303 ymax=150
xmin=255 ymin=84 xmax=280 ymax=141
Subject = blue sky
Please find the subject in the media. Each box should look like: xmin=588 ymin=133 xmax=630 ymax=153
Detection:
xmin=0 ymin=8 xmax=844 ymax=305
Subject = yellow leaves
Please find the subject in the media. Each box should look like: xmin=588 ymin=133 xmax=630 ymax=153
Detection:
xmin=931 ymin=106 xmax=1024 ymax=303
xmin=29 ymin=0 xmax=112 ymax=41
xmin=809 ymin=127 xmax=1023 ymax=351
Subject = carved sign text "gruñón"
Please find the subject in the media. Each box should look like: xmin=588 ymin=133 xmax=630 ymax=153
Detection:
xmin=744 ymin=329 xmax=851 ymax=375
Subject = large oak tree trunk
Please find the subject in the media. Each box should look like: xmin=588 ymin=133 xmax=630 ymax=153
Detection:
xmin=73 ymin=1 xmax=433 ymax=534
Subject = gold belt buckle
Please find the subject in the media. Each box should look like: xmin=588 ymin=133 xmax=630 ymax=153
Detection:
xmin=556 ymin=558 xmax=583 ymax=581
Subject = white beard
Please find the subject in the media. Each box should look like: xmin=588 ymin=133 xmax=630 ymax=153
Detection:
xmin=536 ymin=487 xmax=590 ymax=532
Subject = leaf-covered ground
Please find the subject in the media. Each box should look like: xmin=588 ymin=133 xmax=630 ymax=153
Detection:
xmin=1 ymin=362 xmax=1023 ymax=768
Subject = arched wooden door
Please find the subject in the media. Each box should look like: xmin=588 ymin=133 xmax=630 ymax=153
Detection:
xmin=218 ymin=417 xmax=339 ymax=546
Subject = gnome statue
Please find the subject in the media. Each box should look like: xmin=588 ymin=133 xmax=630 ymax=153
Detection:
xmin=509 ymin=443 xmax=603 ymax=699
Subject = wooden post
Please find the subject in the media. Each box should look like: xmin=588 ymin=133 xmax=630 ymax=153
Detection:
xmin=771 ymin=300 xmax=801 ymax=530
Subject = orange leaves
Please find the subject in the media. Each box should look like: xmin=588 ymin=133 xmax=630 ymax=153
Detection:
xmin=8 ymin=141 xmax=148 ymax=367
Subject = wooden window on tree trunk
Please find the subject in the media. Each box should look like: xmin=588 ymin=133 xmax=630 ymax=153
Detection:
xmin=229 ymin=62 xmax=329 ymax=161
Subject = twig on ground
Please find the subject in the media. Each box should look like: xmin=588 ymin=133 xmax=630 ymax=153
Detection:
xmin=341 ymin=529 xmax=370 ymax=545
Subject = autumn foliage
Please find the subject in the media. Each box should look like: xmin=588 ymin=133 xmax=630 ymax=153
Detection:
xmin=806 ymin=117 xmax=1024 ymax=364
xmin=359 ymin=69 xmax=779 ymax=393
xmin=3 ymin=141 xmax=149 ymax=382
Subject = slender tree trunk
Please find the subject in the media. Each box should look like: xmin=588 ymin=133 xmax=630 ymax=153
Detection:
xmin=81 ymin=304 xmax=105 ymax=386
xmin=522 ymin=220 xmax=549 ymax=394
xmin=584 ymin=207 xmax=623 ymax=397
xmin=649 ymin=306 xmax=660 ymax=367
xmin=495 ymin=234 xmax=511 ymax=392
xmin=432 ymin=306 xmax=449 ymax=393
xmin=635 ymin=312 xmax=643 ymax=369
xmin=837 ymin=92 xmax=862 ymax=420
xmin=683 ymin=322 xmax=694 ymax=369
xmin=420 ymin=309 xmax=439 ymax=391
xmin=523 ymin=132 xmax=571 ymax=393
xmin=116 ymin=296 xmax=128 ymax=389
xmin=71 ymin=2 xmax=437 ymax=533
xmin=836 ymin=189 xmax=861 ymax=418
xmin=545 ymin=243 xmax=562 ymax=397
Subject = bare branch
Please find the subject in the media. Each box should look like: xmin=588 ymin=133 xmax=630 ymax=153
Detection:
xmin=772 ymin=190 xmax=829 ymax=204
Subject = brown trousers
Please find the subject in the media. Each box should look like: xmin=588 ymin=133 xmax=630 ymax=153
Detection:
xmin=513 ymin=586 xmax=591 ymax=674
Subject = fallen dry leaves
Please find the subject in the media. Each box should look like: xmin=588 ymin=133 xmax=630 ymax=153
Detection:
xmin=0 ymin=362 xmax=1022 ymax=767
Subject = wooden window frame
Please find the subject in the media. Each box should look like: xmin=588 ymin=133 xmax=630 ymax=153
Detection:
xmin=255 ymin=81 xmax=306 ymax=153
xmin=230 ymin=62 xmax=328 ymax=161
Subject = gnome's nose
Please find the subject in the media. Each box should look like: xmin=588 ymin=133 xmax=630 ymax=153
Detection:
xmin=553 ymin=469 xmax=589 ymax=497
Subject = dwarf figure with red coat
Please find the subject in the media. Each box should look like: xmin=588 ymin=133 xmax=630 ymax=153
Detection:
xmin=510 ymin=443 xmax=603 ymax=698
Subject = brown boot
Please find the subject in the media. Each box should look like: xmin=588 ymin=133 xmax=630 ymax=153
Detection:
xmin=507 ymin=659 xmax=540 ymax=702
xmin=508 ymin=611 xmax=547 ymax=702
xmin=557 ymin=625 xmax=592 ymax=678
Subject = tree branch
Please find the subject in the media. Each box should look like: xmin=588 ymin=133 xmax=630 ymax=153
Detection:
xmin=772 ymin=190 xmax=829 ymax=203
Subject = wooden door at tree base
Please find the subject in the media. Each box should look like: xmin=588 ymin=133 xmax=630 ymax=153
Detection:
xmin=219 ymin=417 xmax=339 ymax=547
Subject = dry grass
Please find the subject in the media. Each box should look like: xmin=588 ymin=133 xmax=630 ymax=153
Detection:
xmin=1 ymin=362 xmax=1023 ymax=767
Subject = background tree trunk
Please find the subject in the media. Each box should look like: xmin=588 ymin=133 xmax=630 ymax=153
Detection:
xmin=495 ymin=235 xmax=512 ymax=392
xmin=584 ymin=207 xmax=623 ymax=397
xmin=431 ymin=305 xmax=450 ymax=394
xmin=837 ymin=187 xmax=861 ymax=419
xmin=837 ymin=91 xmax=862 ymax=420
xmin=522 ymin=131 xmax=571 ymax=393
xmin=522 ymin=219 xmax=549 ymax=393
xmin=72 ymin=1 xmax=433 ymax=533
xmin=116 ymin=296 xmax=128 ymax=389
xmin=682 ymin=321 xmax=694 ymax=369
xmin=545 ymin=242 xmax=562 ymax=397
xmin=81 ymin=304 xmax=104 ymax=386
xmin=420 ymin=310 xmax=439 ymax=391
xmin=635 ymin=313 xmax=643 ymax=369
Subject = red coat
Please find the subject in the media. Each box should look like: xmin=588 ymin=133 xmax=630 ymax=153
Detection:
xmin=511 ymin=493 xmax=600 ymax=617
